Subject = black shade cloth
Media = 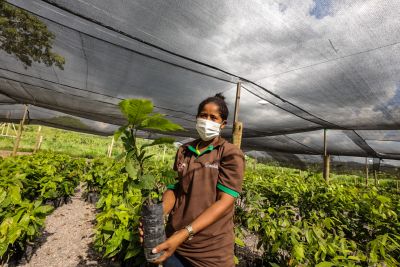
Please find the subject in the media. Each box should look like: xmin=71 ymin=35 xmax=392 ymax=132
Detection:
xmin=1 ymin=0 xmax=400 ymax=167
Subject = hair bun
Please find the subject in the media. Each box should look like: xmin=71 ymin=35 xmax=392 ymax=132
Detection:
xmin=214 ymin=93 xmax=225 ymax=101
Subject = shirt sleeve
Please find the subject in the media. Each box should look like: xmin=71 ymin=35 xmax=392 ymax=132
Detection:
xmin=217 ymin=144 xmax=245 ymax=198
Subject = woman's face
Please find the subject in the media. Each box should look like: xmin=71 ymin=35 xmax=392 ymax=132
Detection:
xmin=197 ymin=103 xmax=226 ymax=129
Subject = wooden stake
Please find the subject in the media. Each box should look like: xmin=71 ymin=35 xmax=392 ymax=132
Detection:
xmin=162 ymin=145 xmax=166 ymax=162
xmin=37 ymin=136 xmax=43 ymax=151
xmin=232 ymin=82 xmax=243 ymax=149
xmin=232 ymin=122 xmax=243 ymax=148
xmin=12 ymin=105 xmax=28 ymax=156
xmin=365 ymin=157 xmax=369 ymax=186
xmin=33 ymin=126 xmax=42 ymax=153
xmin=108 ymin=137 xmax=115 ymax=157
xmin=323 ymin=129 xmax=330 ymax=182
xmin=374 ymin=170 xmax=378 ymax=186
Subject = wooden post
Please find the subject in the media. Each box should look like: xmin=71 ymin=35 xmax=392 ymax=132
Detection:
xmin=253 ymin=157 xmax=257 ymax=171
xmin=232 ymin=82 xmax=243 ymax=149
xmin=162 ymin=145 xmax=166 ymax=162
xmin=365 ymin=158 xmax=369 ymax=186
xmin=323 ymin=129 xmax=330 ymax=182
xmin=37 ymin=136 xmax=43 ymax=151
xmin=33 ymin=126 xmax=42 ymax=153
xmin=108 ymin=137 xmax=115 ymax=157
xmin=374 ymin=170 xmax=378 ymax=186
xmin=12 ymin=105 xmax=28 ymax=156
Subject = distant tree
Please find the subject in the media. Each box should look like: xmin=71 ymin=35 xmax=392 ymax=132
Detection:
xmin=0 ymin=0 xmax=65 ymax=69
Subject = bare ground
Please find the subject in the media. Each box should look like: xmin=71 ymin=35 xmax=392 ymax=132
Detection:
xmin=17 ymin=187 xmax=115 ymax=267
xmin=0 ymin=150 xmax=32 ymax=158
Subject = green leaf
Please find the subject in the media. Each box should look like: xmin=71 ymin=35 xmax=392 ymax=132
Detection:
xmin=119 ymin=99 xmax=153 ymax=126
xmin=125 ymin=158 xmax=137 ymax=179
xmin=293 ymin=244 xmax=305 ymax=260
xmin=0 ymin=242 xmax=8 ymax=257
xmin=9 ymin=185 xmax=21 ymax=203
xmin=138 ymin=174 xmax=157 ymax=190
xmin=113 ymin=125 xmax=128 ymax=141
xmin=124 ymin=246 xmax=142 ymax=260
xmin=141 ymin=113 xmax=184 ymax=132
xmin=234 ymin=255 xmax=239 ymax=265
xmin=34 ymin=205 xmax=54 ymax=215
xmin=235 ymin=237 xmax=245 ymax=247
xmin=315 ymin=262 xmax=334 ymax=267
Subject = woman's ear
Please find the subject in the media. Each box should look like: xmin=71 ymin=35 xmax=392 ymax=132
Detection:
xmin=220 ymin=120 xmax=227 ymax=129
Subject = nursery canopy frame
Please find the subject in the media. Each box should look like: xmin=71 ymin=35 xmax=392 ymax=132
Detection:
xmin=1 ymin=0 xmax=400 ymax=166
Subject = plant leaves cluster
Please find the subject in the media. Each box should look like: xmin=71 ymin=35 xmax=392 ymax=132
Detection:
xmin=83 ymin=154 xmax=179 ymax=265
xmin=0 ymin=0 xmax=65 ymax=69
xmin=236 ymin=164 xmax=400 ymax=266
xmin=0 ymin=152 xmax=85 ymax=263
xmin=114 ymin=99 xmax=183 ymax=204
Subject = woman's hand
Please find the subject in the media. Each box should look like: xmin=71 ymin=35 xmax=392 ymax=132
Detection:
xmin=138 ymin=221 xmax=144 ymax=245
xmin=151 ymin=229 xmax=189 ymax=264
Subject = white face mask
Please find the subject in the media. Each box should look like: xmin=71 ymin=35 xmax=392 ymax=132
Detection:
xmin=196 ymin=118 xmax=221 ymax=141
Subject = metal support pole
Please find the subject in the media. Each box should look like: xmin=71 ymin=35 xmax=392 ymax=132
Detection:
xmin=323 ymin=129 xmax=330 ymax=182
xmin=12 ymin=105 xmax=28 ymax=156
xmin=232 ymin=82 xmax=243 ymax=149
xmin=33 ymin=126 xmax=42 ymax=153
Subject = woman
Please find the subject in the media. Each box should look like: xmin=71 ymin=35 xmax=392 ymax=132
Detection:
xmin=152 ymin=93 xmax=245 ymax=267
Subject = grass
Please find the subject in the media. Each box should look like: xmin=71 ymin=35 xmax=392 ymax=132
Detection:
xmin=0 ymin=124 xmax=177 ymax=159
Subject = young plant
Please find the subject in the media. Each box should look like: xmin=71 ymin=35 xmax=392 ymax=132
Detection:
xmin=114 ymin=99 xmax=183 ymax=205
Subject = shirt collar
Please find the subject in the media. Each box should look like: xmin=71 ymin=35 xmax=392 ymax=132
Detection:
xmin=185 ymin=136 xmax=225 ymax=156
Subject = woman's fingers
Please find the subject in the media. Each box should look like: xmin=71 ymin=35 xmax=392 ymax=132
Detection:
xmin=152 ymin=241 xmax=169 ymax=254
xmin=138 ymin=220 xmax=144 ymax=245
xmin=151 ymin=241 xmax=172 ymax=264
xmin=152 ymin=251 xmax=170 ymax=264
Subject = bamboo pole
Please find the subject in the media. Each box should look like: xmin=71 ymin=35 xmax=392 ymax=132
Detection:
xmin=323 ymin=129 xmax=330 ymax=182
xmin=365 ymin=157 xmax=369 ymax=186
xmin=33 ymin=126 xmax=42 ymax=153
xmin=162 ymin=145 xmax=167 ymax=163
xmin=253 ymin=157 xmax=257 ymax=171
xmin=232 ymin=82 xmax=243 ymax=149
xmin=37 ymin=136 xmax=43 ymax=151
xmin=12 ymin=105 xmax=28 ymax=156
xmin=108 ymin=137 xmax=115 ymax=157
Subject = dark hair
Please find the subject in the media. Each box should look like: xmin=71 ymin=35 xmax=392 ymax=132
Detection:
xmin=197 ymin=93 xmax=229 ymax=121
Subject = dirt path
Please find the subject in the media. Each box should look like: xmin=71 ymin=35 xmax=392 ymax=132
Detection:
xmin=18 ymin=187 xmax=112 ymax=267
